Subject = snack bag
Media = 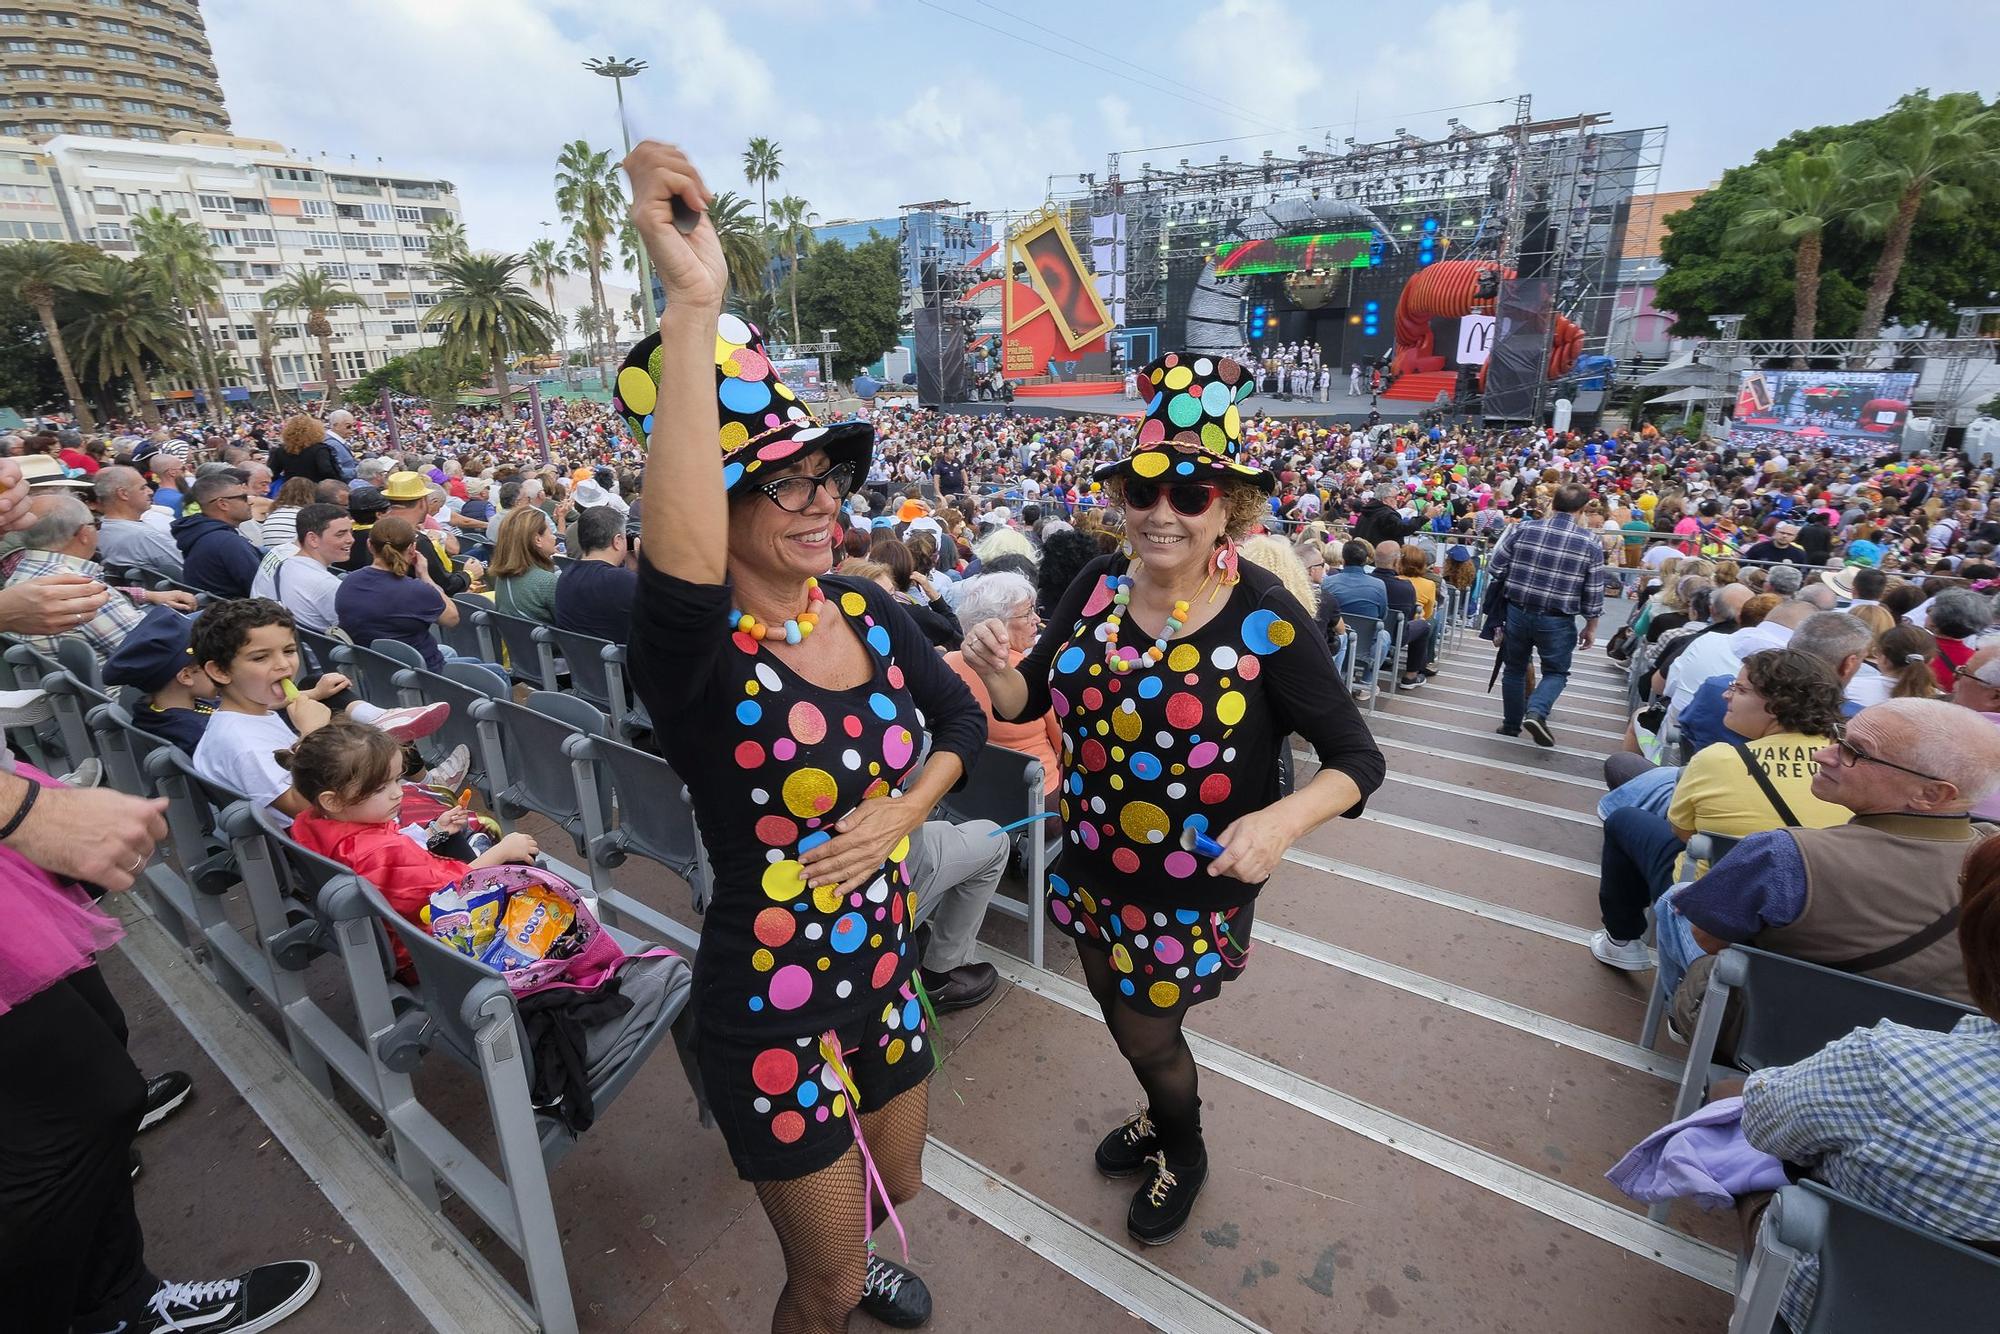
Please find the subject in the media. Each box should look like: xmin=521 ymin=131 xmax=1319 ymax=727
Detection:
xmin=422 ymin=879 xmax=503 ymax=957
xmin=490 ymin=882 xmax=575 ymax=962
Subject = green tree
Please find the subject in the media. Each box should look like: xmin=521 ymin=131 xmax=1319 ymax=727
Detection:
xmin=422 ymin=252 xmax=555 ymax=411
xmin=554 ymin=139 xmax=622 ymax=386
xmin=249 ymin=309 xmax=286 ymax=410
xmin=1727 ymin=141 xmax=1875 ymax=352
xmin=743 ymin=136 xmax=782 ymax=231
xmin=262 ymin=267 xmax=365 ymax=395
xmin=524 ymin=235 xmax=568 ymax=363
xmin=770 ymin=194 xmax=818 ymax=343
xmin=0 ymin=279 xmax=73 ymax=415
xmin=1849 ymin=91 xmax=1999 ymax=346
xmin=132 ymin=207 xmax=229 ymax=422
xmin=343 ymin=345 xmax=478 ymax=410
xmin=0 ymin=241 xmax=105 ymax=428
xmin=707 ymin=189 xmax=768 ymax=304
xmin=425 ymin=216 xmax=470 ymax=262
xmin=792 ymin=236 xmax=901 ymax=380
xmin=63 ymin=257 xmax=186 ymax=427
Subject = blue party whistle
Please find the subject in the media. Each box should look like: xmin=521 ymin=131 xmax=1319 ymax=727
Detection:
xmin=1180 ymin=827 xmax=1227 ymax=859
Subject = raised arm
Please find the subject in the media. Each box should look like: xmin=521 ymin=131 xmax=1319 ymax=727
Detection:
xmin=624 ymin=141 xmax=724 ymax=585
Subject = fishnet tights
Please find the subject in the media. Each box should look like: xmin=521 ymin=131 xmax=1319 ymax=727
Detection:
xmin=752 ymin=1080 xmax=930 ymax=1333
xmin=1076 ymin=943 xmax=1204 ymax=1158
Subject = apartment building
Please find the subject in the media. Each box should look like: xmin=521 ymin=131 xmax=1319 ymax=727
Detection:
xmin=0 ymin=0 xmax=229 ymax=144
xmin=10 ymin=130 xmax=466 ymax=398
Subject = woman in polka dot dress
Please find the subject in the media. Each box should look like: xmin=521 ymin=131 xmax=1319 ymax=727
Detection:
xmin=621 ymin=144 xmax=986 ymax=1332
xmin=963 ymin=350 xmax=1384 ymax=1246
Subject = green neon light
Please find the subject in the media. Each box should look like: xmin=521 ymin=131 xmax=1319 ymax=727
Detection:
xmin=1212 ymin=231 xmax=1374 ymax=275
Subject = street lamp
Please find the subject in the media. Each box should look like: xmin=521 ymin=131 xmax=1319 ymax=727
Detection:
xmin=584 ymin=56 xmax=659 ymax=335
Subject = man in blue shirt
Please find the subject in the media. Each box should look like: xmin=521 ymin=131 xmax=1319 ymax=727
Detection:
xmin=1322 ymin=539 xmax=1389 ymax=696
xmin=554 ymin=505 xmax=639 ymax=645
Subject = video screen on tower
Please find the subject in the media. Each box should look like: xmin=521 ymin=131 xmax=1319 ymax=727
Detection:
xmin=1732 ymin=369 xmax=1917 ymax=454
xmin=1213 ymin=231 xmax=1375 ymax=276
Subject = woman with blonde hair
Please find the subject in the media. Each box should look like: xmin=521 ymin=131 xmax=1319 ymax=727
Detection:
xmin=333 ymin=515 xmax=460 ymax=672
xmin=489 ymin=505 xmax=560 ymax=624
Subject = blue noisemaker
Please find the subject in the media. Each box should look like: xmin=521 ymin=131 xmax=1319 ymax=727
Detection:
xmin=1180 ymin=826 xmax=1227 ymax=860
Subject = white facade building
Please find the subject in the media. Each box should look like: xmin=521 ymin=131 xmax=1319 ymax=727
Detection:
xmin=3 ymin=129 xmax=467 ymax=400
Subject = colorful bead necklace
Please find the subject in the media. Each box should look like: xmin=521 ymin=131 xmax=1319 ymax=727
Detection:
xmin=730 ymin=578 xmax=824 ymax=644
xmin=1102 ymin=574 xmax=1189 ymax=672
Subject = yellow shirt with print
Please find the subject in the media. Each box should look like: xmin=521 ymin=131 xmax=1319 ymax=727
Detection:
xmin=1666 ymin=731 xmax=1849 ymax=880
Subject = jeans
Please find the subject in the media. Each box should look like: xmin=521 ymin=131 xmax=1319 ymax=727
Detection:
xmin=1654 ymin=891 xmax=1704 ymax=998
xmin=1500 ymin=602 xmax=1579 ymax=730
xmin=1595 ymin=764 xmax=1680 ymax=822
xmin=1597 ymin=806 xmax=1686 ymax=942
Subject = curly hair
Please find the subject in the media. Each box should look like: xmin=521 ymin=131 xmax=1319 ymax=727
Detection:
xmin=1036 ymin=528 xmax=1102 ymax=616
xmin=190 ymin=597 xmax=295 ymax=674
xmin=1103 ymin=472 xmax=1267 ymax=540
xmin=1738 ymin=648 xmax=1846 ymax=737
xmin=278 ymin=415 xmax=326 ymax=454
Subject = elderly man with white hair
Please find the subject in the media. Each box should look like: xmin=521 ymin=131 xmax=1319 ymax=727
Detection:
xmin=5 ymin=493 xmax=194 ymax=658
xmin=322 ymin=409 xmax=361 ymax=480
xmin=1662 ymin=697 xmax=2000 ymax=1020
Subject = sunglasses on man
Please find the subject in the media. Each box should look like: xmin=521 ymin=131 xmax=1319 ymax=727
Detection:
xmin=1122 ymin=479 xmax=1223 ymax=518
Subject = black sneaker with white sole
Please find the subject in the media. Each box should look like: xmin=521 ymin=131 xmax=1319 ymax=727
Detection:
xmin=857 ymin=1252 xmax=932 ymax=1328
xmin=138 ymin=1070 xmax=193 ymax=1133
xmin=1127 ymin=1147 xmax=1209 ymax=1246
xmin=1521 ymin=715 xmax=1555 ymax=747
xmin=1093 ymin=1108 xmax=1160 ymax=1178
xmin=79 ymin=1262 xmax=321 ymax=1334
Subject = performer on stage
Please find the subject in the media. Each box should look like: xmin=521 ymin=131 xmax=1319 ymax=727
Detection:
xmin=961 ymin=353 xmax=1384 ymax=1243
xmin=621 ymin=141 xmax=987 ymax=1332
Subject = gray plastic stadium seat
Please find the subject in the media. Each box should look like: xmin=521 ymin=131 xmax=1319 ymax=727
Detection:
xmin=1673 ymin=945 xmax=1978 ymax=1125
xmin=477 ymin=606 xmax=560 ymax=690
xmin=41 ymin=668 xmax=108 ymax=763
xmin=469 ymin=690 xmax=611 ymax=854
xmin=569 ymin=732 xmax=711 ymax=947
xmin=330 ymin=639 xmax=412 ymax=707
xmin=1729 ymin=1180 xmax=2000 ymax=1333
xmin=934 ymin=742 xmax=1051 ymax=969
xmin=534 ymin=625 xmax=620 ymax=720
xmin=388 ymin=660 xmax=501 ymax=798
xmin=293 ymin=624 xmax=347 ymax=677
xmin=440 ymin=595 xmax=495 ymax=662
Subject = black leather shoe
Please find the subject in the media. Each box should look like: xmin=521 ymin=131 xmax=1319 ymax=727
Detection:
xmin=1127 ymin=1147 xmax=1209 ymax=1246
xmin=138 ymin=1070 xmax=193 ymax=1133
xmin=918 ymin=962 xmax=997 ymax=1014
xmin=1094 ymin=1109 xmax=1159 ymax=1178
xmin=858 ymin=1252 xmax=932 ymax=1328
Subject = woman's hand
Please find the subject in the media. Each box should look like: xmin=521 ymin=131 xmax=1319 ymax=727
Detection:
xmin=0 ymin=458 xmax=34 ymax=532
xmin=798 ymin=794 xmax=921 ymax=895
xmin=0 ymin=573 xmax=110 ymax=635
xmin=1206 ymin=805 xmax=1301 ymax=883
xmin=622 ymin=141 xmax=724 ymax=310
xmin=960 ymin=617 xmax=1012 ymax=678
xmin=9 ymin=784 xmax=168 ymax=892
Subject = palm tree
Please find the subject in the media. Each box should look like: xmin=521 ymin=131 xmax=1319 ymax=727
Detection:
xmin=707 ymin=190 xmax=768 ymax=302
xmin=524 ymin=236 xmax=568 ymax=359
xmin=262 ymin=267 xmax=366 ymax=396
xmin=63 ymin=258 xmax=187 ymax=427
xmin=744 ymin=137 xmax=782 ymax=230
xmin=425 ymin=217 xmax=470 ymax=262
xmin=132 ymin=207 xmax=229 ymax=422
xmin=249 ymin=309 xmax=287 ymax=410
xmin=554 ymin=139 xmax=623 ymax=386
xmin=0 ymin=241 xmax=103 ymax=428
xmin=1849 ymin=91 xmax=1999 ymax=349
xmin=1728 ymin=141 xmax=1873 ymax=359
xmin=422 ymin=252 xmax=555 ymax=412
xmin=770 ymin=195 xmax=818 ymax=343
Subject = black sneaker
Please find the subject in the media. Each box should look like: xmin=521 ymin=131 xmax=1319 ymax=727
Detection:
xmin=138 ymin=1070 xmax=194 ymax=1133
xmin=121 ymin=1262 xmax=320 ymax=1334
xmin=1522 ymin=716 xmax=1555 ymax=747
xmin=918 ymin=962 xmax=998 ymax=1014
xmin=858 ymin=1252 xmax=932 ymax=1328
xmin=1494 ymin=724 xmax=1521 ymax=738
xmin=1093 ymin=1109 xmax=1159 ymax=1178
xmin=1127 ymin=1148 xmax=1208 ymax=1246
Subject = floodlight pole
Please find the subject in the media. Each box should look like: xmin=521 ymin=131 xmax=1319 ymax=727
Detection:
xmin=585 ymin=56 xmax=660 ymax=335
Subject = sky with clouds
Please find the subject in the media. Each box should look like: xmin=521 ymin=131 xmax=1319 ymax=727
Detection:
xmin=205 ymin=0 xmax=1996 ymax=281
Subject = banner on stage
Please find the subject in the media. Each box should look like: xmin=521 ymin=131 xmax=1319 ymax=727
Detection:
xmin=1732 ymin=369 xmax=1915 ymax=453
xmin=771 ymin=357 xmax=826 ymax=402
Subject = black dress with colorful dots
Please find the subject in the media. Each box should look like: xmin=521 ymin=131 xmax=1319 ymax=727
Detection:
xmin=628 ymin=563 xmax=986 ymax=1177
xmin=1007 ymin=555 xmax=1383 ymax=1013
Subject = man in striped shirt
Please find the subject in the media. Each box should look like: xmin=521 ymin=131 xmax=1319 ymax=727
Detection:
xmin=1486 ymin=484 xmax=1604 ymax=746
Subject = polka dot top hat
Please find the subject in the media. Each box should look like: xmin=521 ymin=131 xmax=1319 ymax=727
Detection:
xmin=1096 ymin=351 xmax=1274 ymax=493
xmin=612 ymin=312 xmax=873 ymax=492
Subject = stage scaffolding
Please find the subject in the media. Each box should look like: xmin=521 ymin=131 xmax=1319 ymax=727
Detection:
xmin=1043 ymin=98 xmax=1667 ymax=390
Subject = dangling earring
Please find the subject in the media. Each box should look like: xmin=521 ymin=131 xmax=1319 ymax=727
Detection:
xmin=1213 ymin=537 xmax=1240 ymax=587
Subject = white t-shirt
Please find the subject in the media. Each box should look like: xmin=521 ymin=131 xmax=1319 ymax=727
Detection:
xmin=250 ymin=550 xmax=343 ymax=632
xmin=193 ymin=708 xmax=297 ymax=820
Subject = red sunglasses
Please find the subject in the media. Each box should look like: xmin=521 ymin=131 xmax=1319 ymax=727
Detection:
xmin=1123 ymin=479 xmax=1223 ymax=517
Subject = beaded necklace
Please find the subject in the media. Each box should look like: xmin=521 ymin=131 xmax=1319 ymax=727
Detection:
xmin=1101 ymin=573 xmax=1189 ymax=673
xmin=730 ymin=577 xmax=824 ymax=644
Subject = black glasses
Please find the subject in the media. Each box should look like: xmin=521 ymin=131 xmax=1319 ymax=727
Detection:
xmin=754 ymin=460 xmax=858 ymax=513
xmin=216 ymin=492 xmax=250 ymax=503
xmin=1123 ymin=479 xmax=1223 ymax=517
xmin=1825 ymin=725 xmax=1948 ymax=784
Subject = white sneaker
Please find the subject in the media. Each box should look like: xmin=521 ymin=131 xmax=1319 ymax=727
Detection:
xmin=371 ymin=702 xmax=449 ymax=742
xmin=422 ymin=744 xmax=471 ymax=791
xmin=1589 ymin=929 xmax=1652 ymax=971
